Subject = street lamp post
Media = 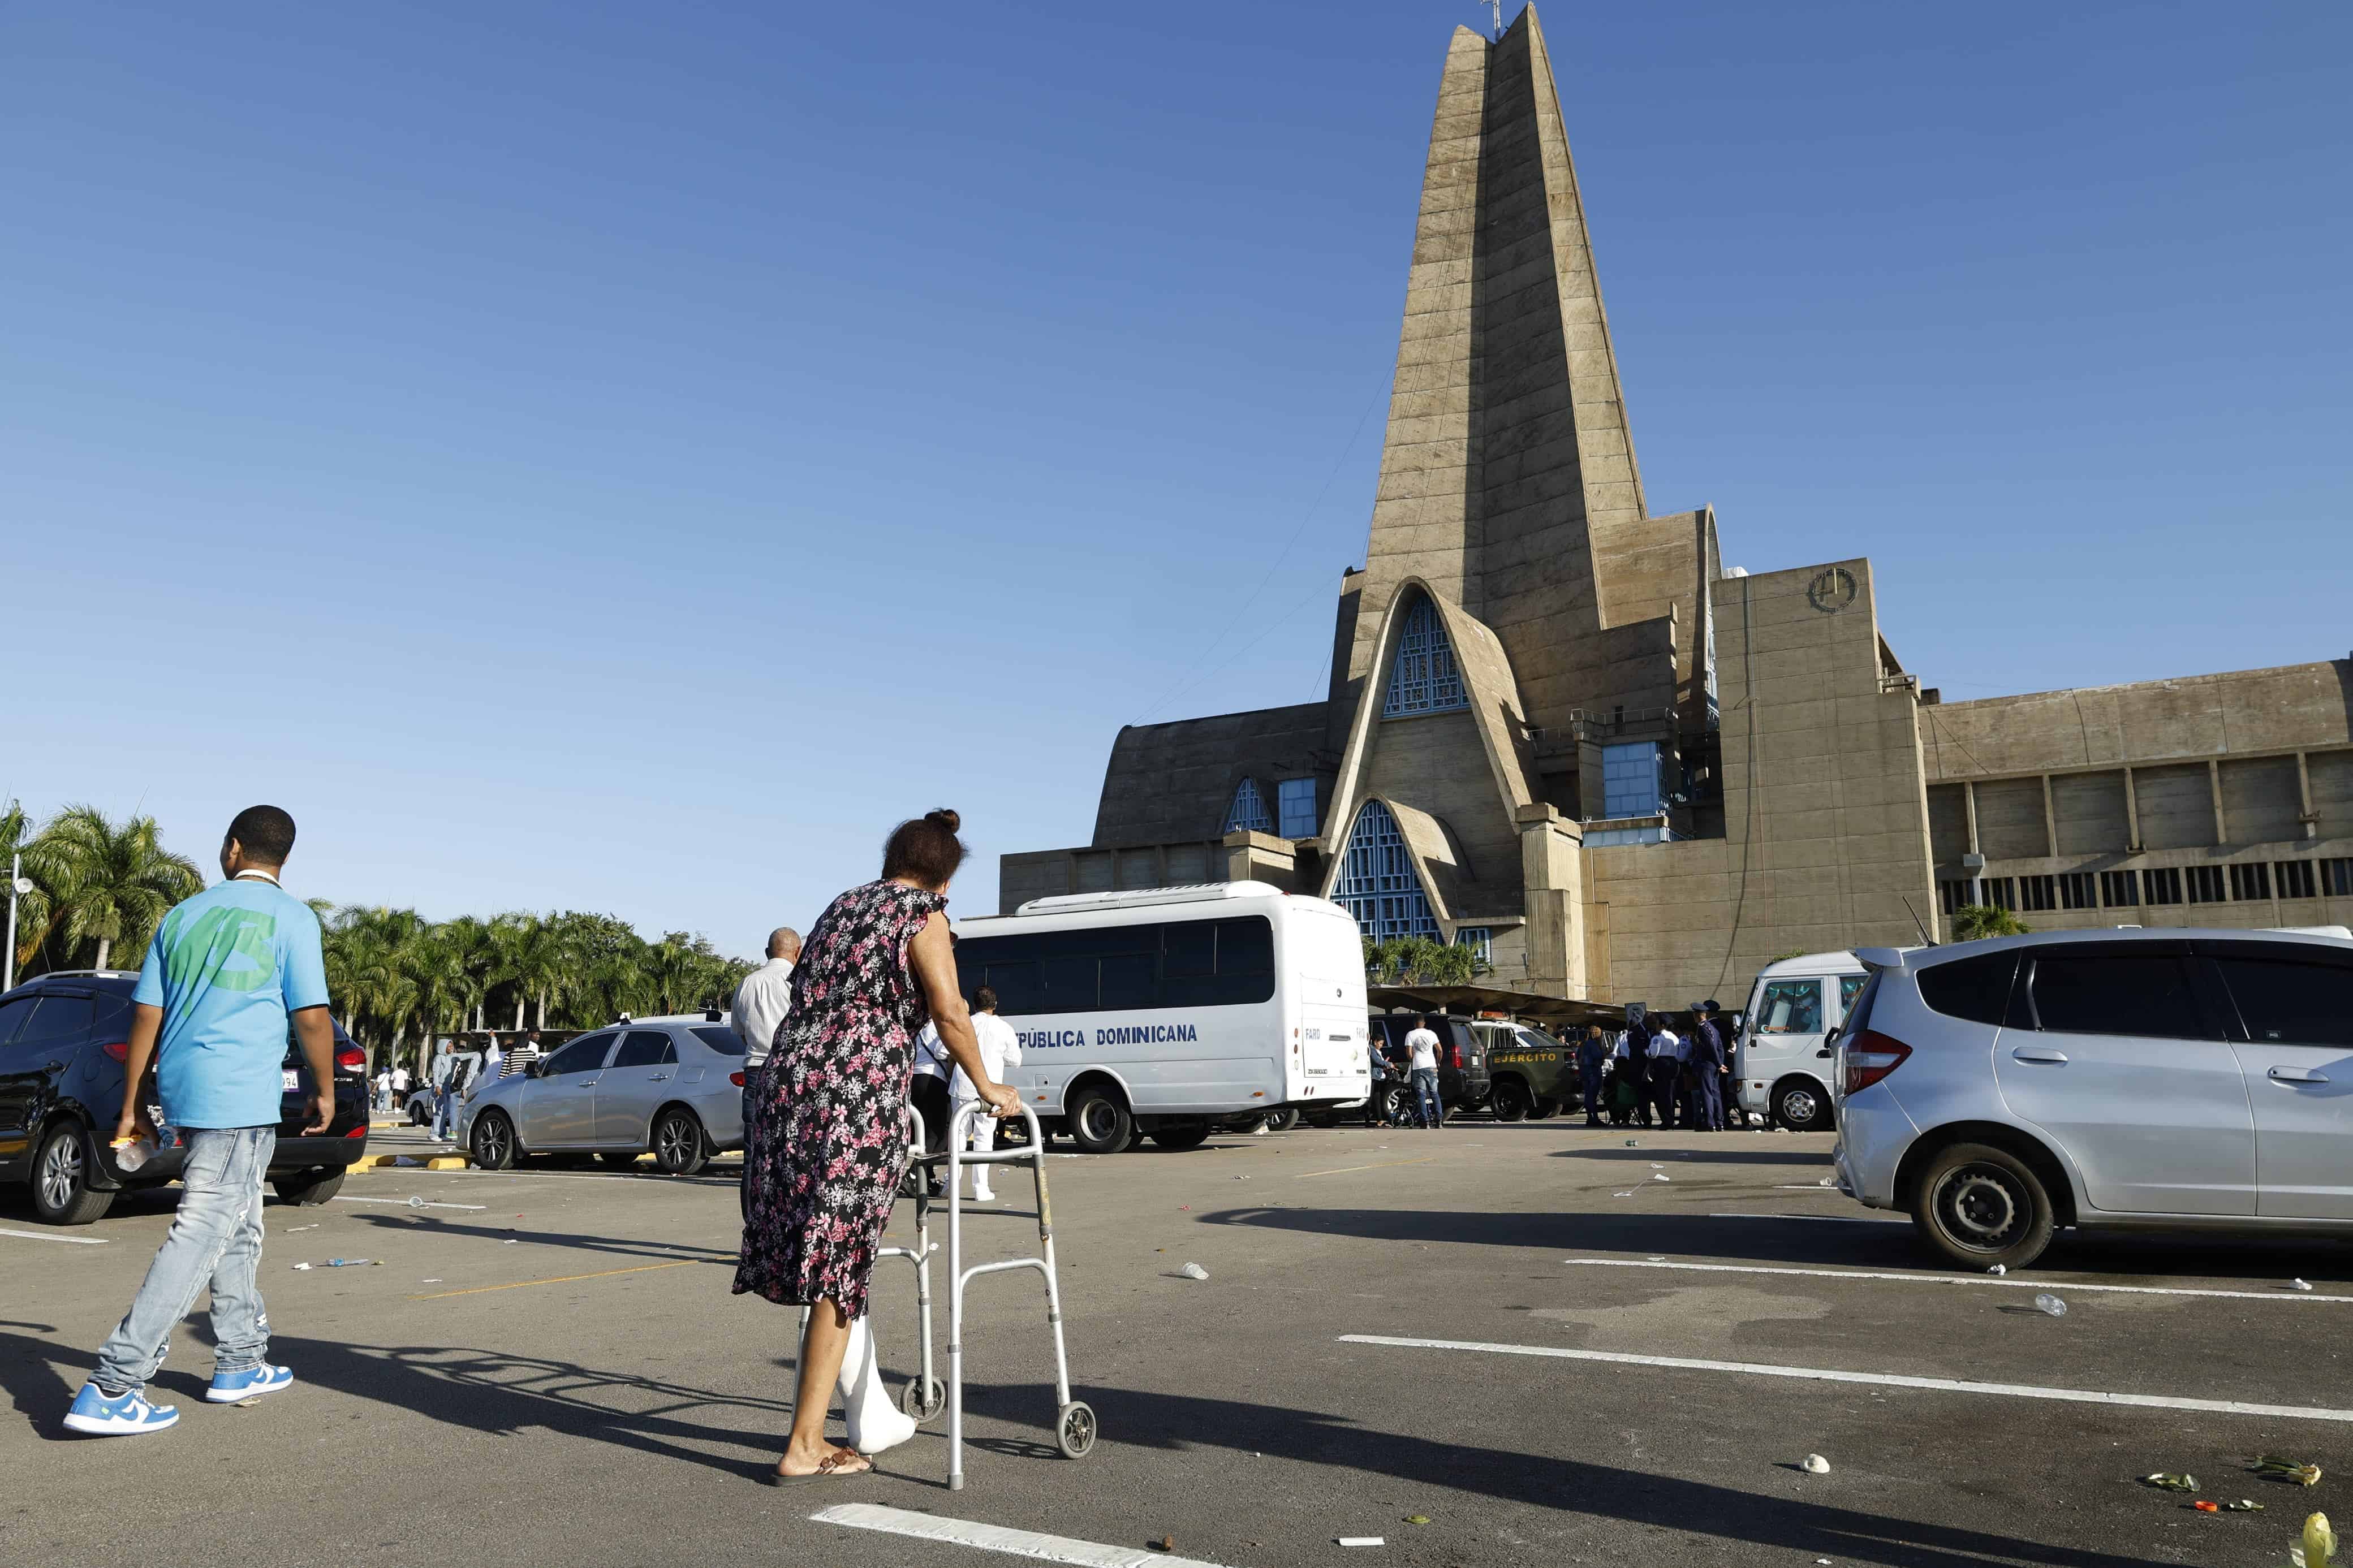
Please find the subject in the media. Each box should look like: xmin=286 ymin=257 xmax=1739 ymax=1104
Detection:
xmin=3 ymin=852 xmax=29 ymax=993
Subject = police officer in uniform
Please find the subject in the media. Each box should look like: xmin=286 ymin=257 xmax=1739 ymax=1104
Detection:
xmin=1577 ymin=1023 xmax=1609 ymax=1128
xmin=1687 ymin=1000 xmax=1730 ymax=1132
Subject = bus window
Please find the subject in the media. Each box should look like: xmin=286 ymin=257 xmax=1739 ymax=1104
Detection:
xmin=1837 ymin=973 xmax=1868 ymax=1020
xmin=1755 ymin=978 xmax=1824 ymax=1034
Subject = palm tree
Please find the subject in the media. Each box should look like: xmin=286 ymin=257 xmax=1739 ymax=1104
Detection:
xmin=1951 ymin=904 xmax=2030 ymax=941
xmin=25 ymin=805 xmax=204 ymax=973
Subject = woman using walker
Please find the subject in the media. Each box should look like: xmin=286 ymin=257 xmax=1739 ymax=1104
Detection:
xmin=734 ymin=809 xmax=1019 ymax=1485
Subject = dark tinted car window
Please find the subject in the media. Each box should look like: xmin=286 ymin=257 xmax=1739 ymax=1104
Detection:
xmin=2214 ymin=957 xmax=2353 ymax=1046
xmin=2028 ymin=954 xmax=2210 ymax=1039
xmin=545 ymin=1032 xmax=617 ymax=1076
xmin=0 ymin=994 xmax=40 ymax=1046
xmin=1915 ymin=952 xmax=2016 ymax=1025
xmin=611 ymin=1030 xmax=673 ymax=1070
xmin=691 ymin=1026 xmax=747 ymax=1056
xmin=15 ymin=994 xmax=93 ymax=1050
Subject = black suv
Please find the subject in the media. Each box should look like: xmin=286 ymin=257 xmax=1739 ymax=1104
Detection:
xmin=1364 ymin=1013 xmax=1490 ymax=1120
xmin=0 ymin=971 xmax=371 ymax=1225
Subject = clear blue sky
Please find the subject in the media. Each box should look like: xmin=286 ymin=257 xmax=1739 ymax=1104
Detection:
xmin=5 ymin=2 xmax=2346 ymax=955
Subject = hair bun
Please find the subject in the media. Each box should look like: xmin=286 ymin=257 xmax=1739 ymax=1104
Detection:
xmin=925 ymin=808 xmax=962 ymax=833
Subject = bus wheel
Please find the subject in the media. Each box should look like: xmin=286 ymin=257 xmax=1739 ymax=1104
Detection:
xmin=1150 ymin=1121 xmax=1209 ymax=1151
xmin=1066 ymin=1085 xmax=1133 ymax=1155
xmin=1260 ymin=1107 xmax=1300 ymax=1133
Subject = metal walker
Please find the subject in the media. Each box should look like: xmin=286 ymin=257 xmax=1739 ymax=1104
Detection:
xmin=880 ymin=1096 xmax=1096 ymax=1490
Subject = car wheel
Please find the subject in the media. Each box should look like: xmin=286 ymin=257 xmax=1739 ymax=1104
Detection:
xmin=1490 ymin=1079 xmax=1531 ymax=1122
xmin=1911 ymin=1141 xmax=2056 ymax=1271
xmin=273 ymin=1169 xmax=346 ymax=1206
xmin=653 ymin=1108 xmax=709 ymax=1176
xmin=1260 ymin=1107 xmax=1301 ymax=1133
xmin=1149 ymin=1121 xmax=1210 ymax=1152
xmin=1065 ymin=1085 xmax=1132 ymax=1155
xmin=471 ymin=1110 xmax=519 ymax=1171
xmin=31 ymin=1122 xmax=113 ymax=1226
xmin=1773 ymin=1077 xmax=1834 ymax=1133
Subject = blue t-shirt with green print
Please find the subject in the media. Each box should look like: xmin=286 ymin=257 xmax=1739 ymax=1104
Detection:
xmin=132 ymin=877 xmax=330 ymax=1129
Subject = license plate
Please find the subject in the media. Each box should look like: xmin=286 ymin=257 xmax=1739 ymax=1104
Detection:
xmin=283 ymin=1069 xmax=300 ymax=1092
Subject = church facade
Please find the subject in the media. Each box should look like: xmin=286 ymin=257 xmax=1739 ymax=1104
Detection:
xmin=1001 ymin=7 xmax=2353 ymax=1009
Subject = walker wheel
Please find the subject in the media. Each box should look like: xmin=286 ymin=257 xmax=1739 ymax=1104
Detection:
xmin=1055 ymin=1399 xmax=1097 ymax=1459
xmin=901 ymin=1377 xmax=946 ymax=1423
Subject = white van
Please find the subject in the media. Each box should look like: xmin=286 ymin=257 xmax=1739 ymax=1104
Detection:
xmin=1735 ymin=951 xmax=1870 ymax=1131
xmin=951 ymin=881 xmax=1371 ymax=1153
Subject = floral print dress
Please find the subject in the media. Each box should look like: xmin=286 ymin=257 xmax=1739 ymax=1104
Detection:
xmin=734 ymin=879 xmax=945 ymax=1316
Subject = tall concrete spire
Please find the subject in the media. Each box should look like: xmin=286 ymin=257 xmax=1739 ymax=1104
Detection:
xmin=1348 ymin=5 xmax=1649 ymax=728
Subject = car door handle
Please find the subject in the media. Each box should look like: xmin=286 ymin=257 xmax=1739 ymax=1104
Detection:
xmin=647 ymin=1074 xmax=669 ymax=1082
xmin=2270 ymin=1066 xmax=2330 ymax=1084
xmin=2011 ymin=1047 xmax=2069 ymax=1064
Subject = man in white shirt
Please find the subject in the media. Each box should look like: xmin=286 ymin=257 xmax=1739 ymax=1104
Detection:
xmin=1647 ymin=1021 xmax=1684 ymax=1129
xmin=951 ymin=986 xmax=1023 ymax=1201
xmin=730 ymin=927 xmax=801 ymax=1061
xmin=479 ymin=1034 xmax=503 ymax=1092
xmin=1403 ymin=1017 xmax=1446 ymax=1129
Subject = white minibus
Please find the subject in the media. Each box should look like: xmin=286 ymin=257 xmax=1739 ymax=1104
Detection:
xmin=1734 ymin=950 xmax=1870 ymax=1131
xmin=951 ymin=881 xmax=1372 ymax=1153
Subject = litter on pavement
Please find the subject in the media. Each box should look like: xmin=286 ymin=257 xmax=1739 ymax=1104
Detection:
xmin=2143 ymin=1473 xmax=2197 ymax=1492
xmin=2257 ymin=1457 xmax=2325 ymax=1487
xmin=2032 ymin=1294 xmax=2067 ymax=1317
xmin=1803 ymin=1454 xmax=1830 ymax=1474
xmin=1337 ymin=1537 xmax=1385 ymax=1547
xmin=2290 ymin=1279 xmax=2316 ymax=1292
xmin=1179 ymin=1263 xmax=1209 ymax=1281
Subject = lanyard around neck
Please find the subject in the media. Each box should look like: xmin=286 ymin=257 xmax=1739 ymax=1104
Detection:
xmin=232 ymin=870 xmax=281 ymax=886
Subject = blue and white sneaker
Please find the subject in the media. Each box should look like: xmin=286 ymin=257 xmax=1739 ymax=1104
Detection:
xmin=63 ymin=1383 xmax=179 ymax=1436
xmin=206 ymin=1364 xmax=295 ymax=1402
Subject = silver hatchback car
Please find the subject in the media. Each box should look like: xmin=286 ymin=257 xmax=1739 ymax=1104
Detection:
xmin=1833 ymin=927 xmax=2353 ymax=1269
xmin=457 ymin=1015 xmax=749 ymax=1175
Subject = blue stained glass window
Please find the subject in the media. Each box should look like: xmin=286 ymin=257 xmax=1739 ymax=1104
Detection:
xmin=1382 ymin=597 xmax=1467 ymax=718
xmin=1225 ymin=777 xmax=1272 ymax=834
xmin=1276 ymin=777 xmax=1318 ymax=839
xmin=1454 ymin=926 xmax=1491 ymax=961
xmin=1331 ymin=800 xmax=1440 ymax=940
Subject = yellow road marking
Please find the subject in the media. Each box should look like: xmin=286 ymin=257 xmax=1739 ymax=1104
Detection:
xmin=408 ymin=1259 xmax=714 ymax=1299
xmin=1294 ymin=1156 xmax=1438 ymax=1179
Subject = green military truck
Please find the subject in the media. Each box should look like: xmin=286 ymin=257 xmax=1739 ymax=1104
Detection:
xmin=1468 ymin=1017 xmax=1582 ymax=1120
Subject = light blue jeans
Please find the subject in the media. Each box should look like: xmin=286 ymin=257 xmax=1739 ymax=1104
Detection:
xmin=93 ymin=1127 xmax=275 ymax=1393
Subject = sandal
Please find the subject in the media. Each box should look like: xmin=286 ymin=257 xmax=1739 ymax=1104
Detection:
xmin=762 ymin=1448 xmax=873 ymax=1487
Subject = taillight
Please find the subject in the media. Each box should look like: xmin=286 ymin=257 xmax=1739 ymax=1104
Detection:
xmin=336 ymin=1046 xmax=366 ymax=1070
xmin=102 ymin=1041 xmax=130 ymax=1062
xmin=344 ymin=1125 xmax=367 ymax=1138
xmin=729 ymin=1072 xmax=746 ymax=1087
xmin=1843 ymin=1029 xmax=1913 ymax=1095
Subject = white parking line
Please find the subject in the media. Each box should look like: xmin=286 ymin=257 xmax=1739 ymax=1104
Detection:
xmin=814 ymin=1502 xmax=1240 ymax=1566
xmin=1566 ymin=1258 xmax=2351 ymax=1303
xmin=1342 ymin=1334 xmax=2353 ymax=1423
xmin=1706 ymin=1211 xmax=1904 ymax=1224
xmin=334 ymin=1195 xmax=490 ymax=1211
xmin=0 ymin=1226 xmax=110 ymax=1245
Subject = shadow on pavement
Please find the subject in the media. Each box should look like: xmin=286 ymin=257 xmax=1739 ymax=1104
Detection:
xmin=1196 ymin=1205 xmax=2353 ymax=1282
xmin=956 ymin=1379 xmax=2161 ymax=1568
xmin=1550 ymin=1146 xmax=1833 ymax=1166
xmin=343 ymin=1212 xmax=739 ymax=1264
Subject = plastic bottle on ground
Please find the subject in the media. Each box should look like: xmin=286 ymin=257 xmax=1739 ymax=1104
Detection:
xmin=2031 ymin=1293 xmax=2066 ymax=1317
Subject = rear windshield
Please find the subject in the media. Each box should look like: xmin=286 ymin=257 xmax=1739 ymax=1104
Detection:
xmin=691 ymin=1025 xmax=747 ymax=1056
xmin=1915 ymin=952 xmax=2017 ymax=1026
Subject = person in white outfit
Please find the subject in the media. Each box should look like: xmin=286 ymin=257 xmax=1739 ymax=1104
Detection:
xmin=952 ymin=987 xmax=1022 ymax=1202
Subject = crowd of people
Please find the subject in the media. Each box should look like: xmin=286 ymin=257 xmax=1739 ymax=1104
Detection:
xmin=1581 ymin=1004 xmax=1735 ymax=1130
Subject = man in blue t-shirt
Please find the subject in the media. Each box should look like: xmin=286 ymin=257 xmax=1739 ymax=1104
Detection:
xmin=65 ymin=805 xmax=336 ymax=1437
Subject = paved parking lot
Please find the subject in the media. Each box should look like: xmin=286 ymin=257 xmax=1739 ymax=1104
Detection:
xmin=3 ymin=1118 xmax=2347 ymax=1567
